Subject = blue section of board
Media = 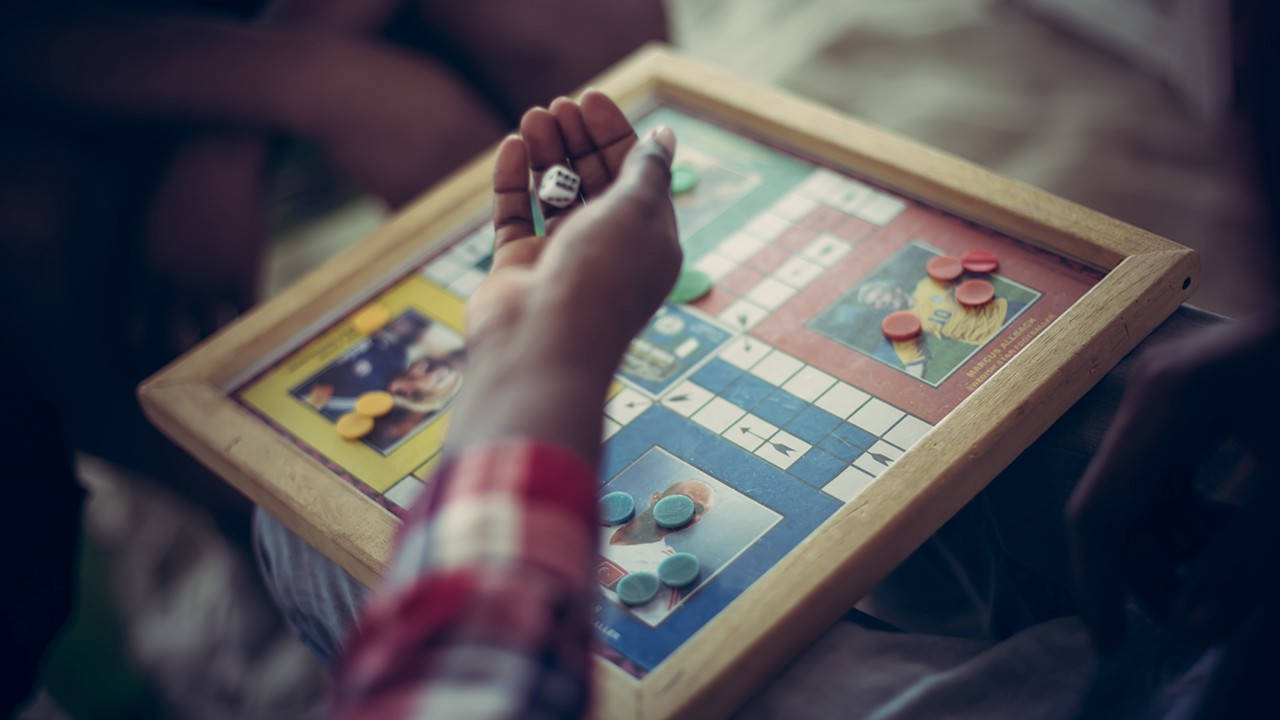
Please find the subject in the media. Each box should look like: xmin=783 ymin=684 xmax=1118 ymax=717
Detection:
xmin=596 ymin=405 xmax=842 ymax=671
xmin=752 ymin=388 xmax=808 ymax=427
xmin=689 ymin=358 xmax=743 ymax=393
xmin=785 ymin=405 xmax=842 ymax=444
xmin=721 ymin=373 xmax=776 ymax=410
xmin=832 ymin=422 xmax=877 ymax=452
xmin=789 ymin=447 xmax=847 ymax=487
xmin=819 ymin=434 xmax=862 ymax=462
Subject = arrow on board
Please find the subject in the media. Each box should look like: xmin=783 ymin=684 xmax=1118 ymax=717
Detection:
xmin=739 ymin=427 xmax=796 ymax=456
xmin=667 ymin=394 xmax=691 ymax=403
xmin=869 ymin=452 xmax=894 ymax=465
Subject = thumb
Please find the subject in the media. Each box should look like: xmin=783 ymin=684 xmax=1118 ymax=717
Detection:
xmin=611 ymin=126 xmax=677 ymax=200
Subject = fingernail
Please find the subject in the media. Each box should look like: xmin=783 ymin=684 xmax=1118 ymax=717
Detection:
xmin=651 ymin=126 xmax=677 ymax=157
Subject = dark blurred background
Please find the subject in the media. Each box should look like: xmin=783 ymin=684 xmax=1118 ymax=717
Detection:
xmin=2 ymin=0 xmax=1268 ymax=718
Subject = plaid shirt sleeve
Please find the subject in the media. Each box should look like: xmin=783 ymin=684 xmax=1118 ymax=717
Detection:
xmin=333 ymin=441 xmax=598 ymax=719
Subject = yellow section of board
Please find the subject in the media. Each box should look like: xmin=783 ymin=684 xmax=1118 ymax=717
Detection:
xmin=238 ymin=275 xmax=465 ymax=493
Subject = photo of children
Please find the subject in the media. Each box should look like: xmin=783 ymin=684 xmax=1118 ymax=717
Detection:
xmin=291 ymin=309 xmax=465 ymax=454
xmin=669 ymin=145 xmax=761 ymax=237
xmin=597 ymin=447 xmax=781 ymax=627
xmin=808 ymin=241 xmax=1041 ymax=386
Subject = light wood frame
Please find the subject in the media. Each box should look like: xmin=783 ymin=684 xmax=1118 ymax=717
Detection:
xmin=139 ymin=44 xmax=1197 ymax=719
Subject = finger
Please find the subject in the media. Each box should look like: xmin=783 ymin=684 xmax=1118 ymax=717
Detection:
xmin=611 ymin=126 xmax=677 ymax=197
xmin=519 ymin=106 xmax=573 ymax=219
xmin=580 ymin=90 xmax=637 ymax=179
xmin=492 ymin=135 xmax=535 ymax=261
xmin=550 ymin=96 xmax=611 ymax=198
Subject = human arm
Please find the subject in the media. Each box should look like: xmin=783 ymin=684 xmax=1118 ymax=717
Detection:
xmin=333 ymin=91 xmax=679 ymax=718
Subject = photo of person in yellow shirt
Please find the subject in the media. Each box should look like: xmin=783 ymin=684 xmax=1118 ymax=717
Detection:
xmin=808 ymin=242 xmax=1038 ymax=385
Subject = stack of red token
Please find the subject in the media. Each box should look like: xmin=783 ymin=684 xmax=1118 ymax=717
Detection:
xmin=961 ymin=248 xmax=999 ymax=274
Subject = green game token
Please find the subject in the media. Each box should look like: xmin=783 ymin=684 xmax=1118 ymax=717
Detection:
xmin=617 ymin=572 xmax=660 ymax=606
xmin=653 ymin=494 xmax=696 ymax=529
xmin=670 ymin=165 xmax=699 ymax=194
xmin=668 ymin=268 xmax=713 ymax=304
xmin=657 ymin=553 xmax=700 ymax=588
xmin=599 ymin=491 xmax=636 ymax=526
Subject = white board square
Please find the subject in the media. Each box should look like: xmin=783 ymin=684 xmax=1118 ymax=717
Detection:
xmin=823 ymin=466 xmax=876 ymax=502
xmin=750 ymin=349 xmax=804 ymax=386
xmin=385 ymin=476 xmax=427 ymax=509
xmin=746 ymin=277 xmax=796 ymax=310
xmin=853 ymin=440 xmax=904 ymax=477
xmin=723 ymin=413 xmax=779 ymax=452
xmin=692 ymin=396 xmax=747 ymax=434
xmin=693 ymin=252 xmax=737 ymax=281
xmin=743 ymin=213 xmax=790 ymax=242
xmin=717 ymin=299 xmax=769 ymax=331
xmin=781 ymin=365 xmax=837 ymax=402
xmin=883 ymin=415 xmax=933 ymax=450
xmin=755 ymin=430 xmax=810 ymax=470
xmin=854 ymin=193 xmax=907 ymax=226
xmin=773 ymin=256 xmax=825 ymax=288
xmin=717 ymin=232 xmax=766 ymax=262
xmin=604 ymin=387 xmax=652 ymax=425
xmin=422 ymin=255 xmax=467 ymax=285
xmin=718 ymin=335 xmax=772 ymax=371
xmin=769 ymin=193 xmax=818 ymax=222
xmin=661 ymin=380 xmax=715 ymax=418
xmin=814 ymin=382 xmax=871 ymax=419
xmin=849 ymin=398 xmax=905 ymax=436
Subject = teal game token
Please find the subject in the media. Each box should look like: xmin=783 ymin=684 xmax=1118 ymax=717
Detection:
xmin=670 ymin=165 xmax=699 ymax=194
xmin=599 ymin=491 xmax=635 ymax=526
xmin=667 ymin=268 xmax=713 ymax=304
xmin=657 ymin=553 xmax=700 ymax=588
xmin=617 ymin=572 xmax=660 ymax=606
xmin=653 ymin=494 xmax=696 ymax=529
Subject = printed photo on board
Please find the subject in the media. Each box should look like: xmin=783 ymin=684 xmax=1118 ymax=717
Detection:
xmin=292 ymin=309 xmax=465 ymax=454
xmin=808 ymin=241 xmax=1040 ymax=386
xmin=597 ymin=447 xmax=781 ymax=627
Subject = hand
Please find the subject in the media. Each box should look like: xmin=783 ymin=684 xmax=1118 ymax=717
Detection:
xmin=446 ymin=91 xmax=680 ymax=461
xmin=1066 ymin=316 xmax=1280 ymax=654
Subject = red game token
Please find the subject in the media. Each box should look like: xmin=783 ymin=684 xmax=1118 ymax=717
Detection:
xmin=881 ymin=311 xmax=922 ymax=341
xmin=926 ymin=255 xmax=964 ymax=282
xmin=956 ymin=279 xmax=995 ymax=307
xmin=961 ymin=248 xmax=999 ymax=274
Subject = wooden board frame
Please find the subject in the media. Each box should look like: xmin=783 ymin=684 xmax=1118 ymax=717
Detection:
xmin=139 ymin=44 xmax=1197 ymax=719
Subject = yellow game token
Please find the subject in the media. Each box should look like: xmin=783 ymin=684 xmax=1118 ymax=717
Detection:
xmin=351 ymin=305 xmax=390 ymax=335
xmin=335 ymin=412 xmax=374 ymax=440
xmin=355 ymin=391 xmax=395 ymax=418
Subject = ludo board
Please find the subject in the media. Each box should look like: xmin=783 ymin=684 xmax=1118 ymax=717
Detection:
xmin=140 ymin=45 xmax=1197 ymax=719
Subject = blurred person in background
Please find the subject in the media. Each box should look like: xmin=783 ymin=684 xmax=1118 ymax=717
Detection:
xmin=0 ymin=0 xmax=664 ymax=713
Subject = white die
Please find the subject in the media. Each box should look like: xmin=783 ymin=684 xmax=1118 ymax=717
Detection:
xmin=538 ymin=164 xmax=580 ymax=208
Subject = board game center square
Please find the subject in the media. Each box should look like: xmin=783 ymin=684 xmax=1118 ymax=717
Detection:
xmin=720 ymin=265 xmax=766 ymax=296
xmin=689 ymin=357 xmax=743 ymax=392
xmin=768 ymin=193 xmax=818 ymax=222
xmin=723 ymin=412 xmax=778 ymax=452
xmin=602 ymin=417 xmax=622 ymax=441
xmin=814 ymin=381 xmax=870 ymax=419
xmin=384 ymin=475 xmax=427 ymax=509
xmin=717 ymin=232 xmax=766 ymax=262
xmin=721 ymin=373 xmax=776 ymax=410
xmin=801 ymin=233 xmax=851 ymax=265
xmin=660 ymin=380 xmax=715 ymax=418
xmin=749 ymin=349 xmax=804 ymax=386
xmin=693 ymin=252 xmax=737 ymax=281
xmin=717 ymin=298 xmax=769 ymax=332
xmin=746 ymin=277 xmax=796 ymax=310
xmin=743 ymin=212 xmax=790 ymax=242
xmin=823 ymin=465 xmax=877 ymax=503
xmin=605 ymin=387 xmax=652 ymax=426
xmin=788 ymin=448 xmax=848 ymax=488
xmin=752 ymin=389 xmax=807 ymax=427
xmin=784 ymin=405 xmax=842 ymax=444
xmin=717 ymin=335 xmax=771 ymax=371
xmin=422 ymin=255 xmax=467 ymax=285
xmin=755 ymin=429 xmax=810 ymax=470
xmin=745 ymin=244 xmax=792 ymax=274
xmin=848 ymin=398 xmax=905 ymax=436
xmin=832 ymin=421 xmax=877 ymax=452
xmin=818 ymin=434 xmax=862 ymax=462
xmin=853 ymin=192 xmax=907 ymax=226
xmin=780 ymin=365 xmax=836 ymax=402
xmin=853 ymin=439 xmax=904 ymax=478
xmin=691 ymin=396 xmax=748 ymax=435
xmin=883 ymin=415 xmax=934 ymax=451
